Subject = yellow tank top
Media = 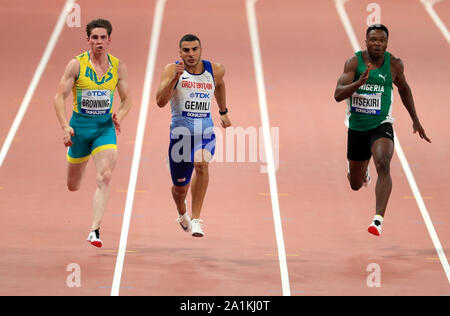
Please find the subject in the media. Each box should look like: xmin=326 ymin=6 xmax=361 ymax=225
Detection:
xmin=72 ymin=51 xmax=119 ymax=116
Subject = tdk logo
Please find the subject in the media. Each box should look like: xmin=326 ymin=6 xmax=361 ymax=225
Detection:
xmin=189 ymin=92 xmax=210 ymax=99
xmin=89 ymin=90 xmax=108 ymax=96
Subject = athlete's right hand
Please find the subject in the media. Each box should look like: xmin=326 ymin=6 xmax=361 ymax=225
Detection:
xmin=174 ymin=61 xmax=185 ymax=80
xmin=358 ymin=63 xmax=372 ymax=85
xmin=63 ymin=126 xmax=75 ymax=147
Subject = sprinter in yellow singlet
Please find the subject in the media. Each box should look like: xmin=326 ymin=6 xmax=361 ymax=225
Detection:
xmin=54 ymin=19 xmax=132 ymax=248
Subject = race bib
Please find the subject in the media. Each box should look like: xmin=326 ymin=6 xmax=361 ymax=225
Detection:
xmin=182 ymin=97 xmax=211 ymax=118
xmin=351 ymin=93 xmax=381 ymax=115
xmin=80 ymin=89 xmax=111 ymax=115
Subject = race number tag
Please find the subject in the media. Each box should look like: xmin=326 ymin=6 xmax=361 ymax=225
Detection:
xmin=182 ymin=93 xmax=211 ymax=118
xmin=351 ymin=93 xmax=381 ymax=115
xmin=80 ymin=89 xmax=111 ymax=115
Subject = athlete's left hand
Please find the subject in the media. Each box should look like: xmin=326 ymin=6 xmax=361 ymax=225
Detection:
xmin=413 ymin=121 xmax=431 ymax=143
xmin=220 ymin=114 xmax=231 ymax=128
xmin=112 ymin=113 xmax=121 ymax=135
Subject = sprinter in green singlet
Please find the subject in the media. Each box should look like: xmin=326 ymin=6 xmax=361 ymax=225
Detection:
xmin=334 ymin=24 xmax=431 ymax=236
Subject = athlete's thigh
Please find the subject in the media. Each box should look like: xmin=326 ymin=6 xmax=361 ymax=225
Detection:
xmin=347 ymin=128 xmax=371 ymax=161
xmin=193 ymin=149 xmax=212 ymax=163
xmin=169 ymin=137 xmax=194 ymax=186
xmin=90 ymin=120 xmax=118 ymax=173
xmin=370 ymin=123 xmax=394 ymax=163
xmin=92 ymin=147 xmax=117 ymax=174
xmin=67 ymin=114 xmax=98 ymax=163
xmin=347 ymin=127 xmax=371 ymax=179
xmin=371 ymin=137 xmax=394 ymax=164
xmin=192 ymin=133 xmax=215 ymax=163
xmin=67 ymin=128 xmax=93 ymax=164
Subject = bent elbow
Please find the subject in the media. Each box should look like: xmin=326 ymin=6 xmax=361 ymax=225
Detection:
xmin=334 ymin=93 xmax=342 ymax=102
xmin=156 ymin=93 xmax=170 ymax=107
xmin=156 ymin=99 xmax=165 ymax=108
xmin=334 ymin=89 xmax=348 ymax=102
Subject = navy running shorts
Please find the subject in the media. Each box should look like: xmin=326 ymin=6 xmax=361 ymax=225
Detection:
xmin=168 ymin=133 xmax=216 ymax=186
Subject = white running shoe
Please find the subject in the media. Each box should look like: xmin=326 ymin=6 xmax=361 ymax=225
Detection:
xmin=368 ymin=215 xmax=383 ymax=236
xmin=191 ymin=219 xmax=204 ymax=237
xmin=86 ymin=229 xmax=103 ymax=248
xmin=176 ymin=200 xmax=191 ymax=232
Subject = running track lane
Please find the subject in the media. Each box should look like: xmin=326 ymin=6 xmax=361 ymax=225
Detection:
xmin=0 ymin=0 xmax=64 ymax=159
xmin=344 ymin=0 xmax=450 ymax=291
xmin=0 ymin=0 xmax=154 ymax=295
xmin=117 ymin=0 xmax=286 ymax=296
xmin=255 ymin=0 xmax=449 ymax=295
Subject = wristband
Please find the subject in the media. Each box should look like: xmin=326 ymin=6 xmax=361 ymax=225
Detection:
xmin=219 ymin=108 xmax=228 ymax=115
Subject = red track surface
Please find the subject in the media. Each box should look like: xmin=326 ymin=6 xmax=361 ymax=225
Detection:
xmin=0 ymin=0 xmax=448 ymax=296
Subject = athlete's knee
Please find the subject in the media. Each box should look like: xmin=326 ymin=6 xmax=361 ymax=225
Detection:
xmin=97 ymin=169 xmax=113 ymax=187
xmin=374 ymin=157 xmax=391 ymax=176
xmin=347 ymin=173 xmax=363 ymax=191
xmin=349 ymin=181 xmax=363 ymax=191
xmin=194 ymin=162 xmax=208 ymax=175
xmin=172 ymin=185 xmax=188 ymax=200
xmin=67 ymin=182 xmax=81 ymax=192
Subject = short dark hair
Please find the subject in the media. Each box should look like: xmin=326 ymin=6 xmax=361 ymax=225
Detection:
xmin=86 ymin=19 xmax=112 ymax=38
xmin=366 ymin=24 xmax=389 ymax=38
xmin=179 ymin=34 xmax=201 ymax=48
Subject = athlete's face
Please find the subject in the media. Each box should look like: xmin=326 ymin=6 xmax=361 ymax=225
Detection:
xmin=365 ymin=30 xmax=388 ymax=58
xmin=87 ymin=27 xmax=110 ymax=55
xmin=179 ymin=40 xmax=202 ymax=68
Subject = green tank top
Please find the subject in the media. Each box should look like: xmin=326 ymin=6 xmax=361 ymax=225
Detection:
xmin=346 ymin=51 xmax=394 ymax=131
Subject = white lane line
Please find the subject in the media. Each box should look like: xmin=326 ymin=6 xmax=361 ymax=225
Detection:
xmin=246 ymin=0 xmax=291 ymax=296
xmin=335 ymin=0 xmax=450 ymax=283
xmin=110 ymin=0 xmax=167 ymax=296
xmin=395 ymin=138 xmax=450 ymax=283
xmin=0 ymin=0 xmax=76 ymax=167
xmin=335 ymin=0 xmax=360 ymax=52
xmin=420 ymin=0 xmax=450 ymax=44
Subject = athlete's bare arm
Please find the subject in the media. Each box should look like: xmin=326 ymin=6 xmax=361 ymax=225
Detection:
xmin=156 ymin=62 xmax=184 ymax=107
xmin=334 ymin=56 xmax=372 ymax=102
xmin=113 ymin=62 xmax=132 ymax=135
xmin=54 ymin=59 xmax=79 ymax=147
xmin=212 ymin=63 xmax=231 ymax=128
xmin=391 ymin=55 xmax=431 ymax=143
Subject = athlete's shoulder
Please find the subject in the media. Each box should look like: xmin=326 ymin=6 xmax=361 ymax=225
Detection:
xmin=76 ymin=51 xmax=86 ymax=58
xmin=389 ymin=52 xmax=402 ymax=65
xmin=346 ymin=54 xmax=359 ymax=64
xmin=64 ymin=58 xmax=80 ymax=79
xmin=211 ymin=62 xmax=225 ymax=77
xmin=162 ymin=62 xmax=177 ymax=74
xmin=75 ymin=51 xmax=88 ymax=61
xmin=165 ymin=62 xmax=178 ymax=69
xmin=117 ymin=60 xmax=128 ymax=79
xmin=108 ymin=53 xmax=120 ymax=66
xmin=352 ymin=50 xmax=363 ymax=60
xmin=68 ymin=57 xmax=80 ymax=66
xmin=211 ymin=62 xmax=224 ymax=70
xmin=342 ymin=55 xmax=359 ymax=72
xmin=389 ymin=52 xmax=404 ymax=73
xmin=159 ymin=63 xmax=177 ymax=81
